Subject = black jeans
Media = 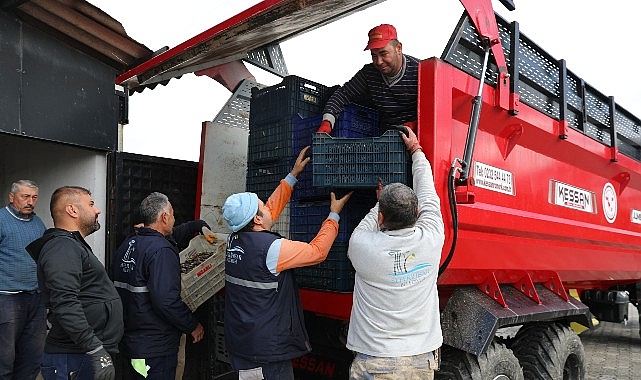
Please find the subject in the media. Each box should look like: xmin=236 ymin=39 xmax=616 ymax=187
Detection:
xmin=124 ymin=354 xmax=177 ymax=380
xmin=0 ymin=292 xmax=46 ymax=380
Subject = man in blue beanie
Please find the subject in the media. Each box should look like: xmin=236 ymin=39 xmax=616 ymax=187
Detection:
xmin=222 ymin=146 xmax=352 ymax=380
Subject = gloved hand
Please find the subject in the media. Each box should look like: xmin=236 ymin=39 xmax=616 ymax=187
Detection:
xmin=403 ymin=120 xmax=417 ymax=133
xmin=201 ymin=225 xmax=216 ymax=244
xmin=317 ymin=120 xmax=332 ymax=134
xmin=196 ymin=220 xmax=211 ymax=233
xmin=400 ymin=126 xmax=421 ymax=154
xmin=87 ymin=346 xmax=114 ymax=380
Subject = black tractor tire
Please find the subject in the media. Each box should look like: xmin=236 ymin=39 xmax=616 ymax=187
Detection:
xmin=510 ymin=322 xmax=586 ymax=380
xmin=436 ymin=340 xmax=524 ymax=380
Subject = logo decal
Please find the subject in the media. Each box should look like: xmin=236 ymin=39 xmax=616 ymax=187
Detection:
xmin=549 ymin=180 xmax=596 ymax=214
xmin=226 ymin=246 xmax=244 ymax=264
xmin=602 ymin=183 xmax=617 ymax=224
xmin=388 ymin=249 xmax=432 ymax=287
xmin=120 ymin=239 xmax=136 ymax=272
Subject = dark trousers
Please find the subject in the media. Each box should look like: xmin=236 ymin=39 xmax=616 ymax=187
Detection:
xmin=40 ymin=353 xmax=91 ymax=380
xmin=0 ymin=292 xmax=47 ymax=380
xmin=230 ymin=354 xmax=295 ymax=380
xmin=123 ymin=354 xmax=177 ymax=380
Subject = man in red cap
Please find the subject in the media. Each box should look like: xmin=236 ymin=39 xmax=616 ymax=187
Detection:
xmin=317 ymin=24 xmax=419 ymax=134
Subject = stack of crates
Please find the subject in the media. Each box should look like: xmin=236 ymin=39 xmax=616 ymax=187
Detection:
xmin=246 ymin=75 xmax=330 ymax=200
xmin=291 ymin=104 xmax=380 ymax=200
xmin=246 ymin=74 xmax=388 ymax=292
xmin=290 ymin=191 xmax=376 ymax=291
xmin=246 ymin=75 xmax=330 ymax=239
xmin=290 ymin=105 xmax=380 ymax=292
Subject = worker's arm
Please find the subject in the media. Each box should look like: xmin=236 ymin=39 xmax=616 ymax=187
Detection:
xmin=320 ymin=66 xmax=370 ymax=130
xmin=351 ymin=201 xmax=380 ymax=235
xmin=172 ymin=220 xmax=210 ymax=250
xmin=264 ymin=146 xmax=310 ymax=221
xmin=402 ymin=128 xmax=445 ymax=244
xmin=267 ymin=192 xmax=352 ymax=273
xmin=146 ymin=247 xmax=199 ymax=334
xmin=273 ymin=216 xmax=339 ymax=272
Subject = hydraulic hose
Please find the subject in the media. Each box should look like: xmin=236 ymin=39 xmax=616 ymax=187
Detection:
xmin=439 ymin=160 xmax=461 ymax=277
xmin=440 ymin=41 xmax=491 ymax=276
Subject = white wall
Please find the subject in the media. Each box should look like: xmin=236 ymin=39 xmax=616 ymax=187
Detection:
xmin=0 ymin=134 xmax=109 ymax=263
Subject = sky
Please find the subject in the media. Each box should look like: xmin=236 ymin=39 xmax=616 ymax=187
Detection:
xmin=91 ymin=0 xmax=641 ymax=162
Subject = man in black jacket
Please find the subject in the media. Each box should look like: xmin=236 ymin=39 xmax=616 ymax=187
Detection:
xmin=110 ymin=192 xmax=204 ymax=380
xmin=27 ymin=186 xmax=121 ymax=380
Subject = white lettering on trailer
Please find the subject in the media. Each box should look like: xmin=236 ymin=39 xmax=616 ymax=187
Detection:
xmin=472 ymin=162 xmax=515 ymax=195
xmin=631 ymin=209 xmax=641 ymax=224
xmin=549 ymin=180 xmax=596 ymax=213
xmin=602 ymin=182 xmax=617 ymax=224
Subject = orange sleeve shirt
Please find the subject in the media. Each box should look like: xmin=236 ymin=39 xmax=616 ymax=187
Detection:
xmin=264 ymin=174 xmax=339 ymax=274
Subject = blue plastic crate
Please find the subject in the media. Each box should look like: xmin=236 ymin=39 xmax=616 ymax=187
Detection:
xmin=294 ymin=242 xmax=355 ymax=292
xmin=334 ymin=104 xmax=380 ymax=137
xmin=292 ymin=115 xmax=323 ymax=199
xmin=292 ymin=104 xmax=380 ymax=153
xmin=312 ymin=130 xmax=408 ymax=188
xmin=292 ymin=115 xmax=323 ymax=154
xmin=289 ymin=193 xmax=375 ymax=243
xmin=292 ymin=105 xmax=380 ymax=199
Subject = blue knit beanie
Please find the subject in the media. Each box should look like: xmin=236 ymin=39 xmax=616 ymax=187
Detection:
xmin=223 ymin=192 xmax=259 ymax=232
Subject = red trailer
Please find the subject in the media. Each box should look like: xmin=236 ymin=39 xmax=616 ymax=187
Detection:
xmin=117 ymin=0 xmax=641 ymax=378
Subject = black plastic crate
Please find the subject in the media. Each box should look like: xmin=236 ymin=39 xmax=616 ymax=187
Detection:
xmin=312 ymin=130 xmax=408 ymax=188
xmin=248 ymin=115 xmax=296 ymax=164
xmin=247 ymin=75 xmax=328 ymax=164
xmin=249 ymin=75 xmax=329 ymax=125
xmin=245 ymin=159 xmax=291 ymax=201
xmin=294 ymin=242 xmax=355 ymax=292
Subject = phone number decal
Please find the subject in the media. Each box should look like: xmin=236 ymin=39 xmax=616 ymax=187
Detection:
xmin=472 ymin=162 xmax=515 ymax=196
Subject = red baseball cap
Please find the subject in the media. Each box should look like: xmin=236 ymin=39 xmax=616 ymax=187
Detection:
xmin=364 ymin=24 xmax=397 ymax=50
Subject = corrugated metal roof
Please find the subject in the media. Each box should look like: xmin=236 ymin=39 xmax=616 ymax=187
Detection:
xmin=116 ymin=0 xmax=385 ymax=92
xmin=1 ymin=0 xmax=153 ymax=71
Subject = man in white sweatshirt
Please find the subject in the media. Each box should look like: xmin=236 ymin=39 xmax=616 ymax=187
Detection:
xmin=347 ymin=127 xmax=445 ymax=379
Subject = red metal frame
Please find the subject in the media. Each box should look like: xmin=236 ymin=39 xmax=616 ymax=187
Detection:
xmin=458 ymin=0 xmax=511 ymax=111
xmin=423 ymin=56 xmax=641 ymax=285
xmin=302 ymin=53 xmax=641 ymax=319
xmin=116 ymin=0 xmax=283 ymax=86
xmin=299 ymin=289 xmax=352 ymax=321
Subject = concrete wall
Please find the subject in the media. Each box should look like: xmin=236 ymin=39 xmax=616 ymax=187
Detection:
xmin=0 ymin=133 xmax=108 ymax=263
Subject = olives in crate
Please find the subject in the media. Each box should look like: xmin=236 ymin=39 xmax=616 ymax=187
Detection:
xmin=180 ymin=251 xmax=214 ymax=274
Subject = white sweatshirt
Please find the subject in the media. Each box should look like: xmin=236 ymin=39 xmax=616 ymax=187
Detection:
xmin=346 ymin=150 xmax=445 ymax=357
